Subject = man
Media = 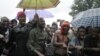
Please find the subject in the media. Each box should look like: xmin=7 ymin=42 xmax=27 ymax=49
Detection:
xmin=53 ymin=21 xmax=70 ymax=56
xmin=0 ymin=22 xmax=7 ymax=55
xmin=51 ymin=22 xmax=58 ymax=32
xmin=84 ymin=27 xmax=100 ymax=56
xmin=0 ymin=17 xmax=10 ymax=55
xmin=27 ymin=18 xmax=49 ymax=56
xmin=1 ymin=17 xmax=10 ymax=43
xmin=10 ymin=19 xmax=17 ymax=28
xmin=8 ymin=11 xmax=29 ymax=56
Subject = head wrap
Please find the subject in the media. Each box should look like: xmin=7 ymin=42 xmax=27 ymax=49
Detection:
xmin=60 ymin=21 xmax=70 ymax=34
xmin=17 ymin=11 xmax=26 ymax=19
xmin=61 ymin=21 xmax=70 ymax=27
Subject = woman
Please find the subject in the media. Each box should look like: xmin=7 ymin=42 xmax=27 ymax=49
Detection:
xmin=68 ymin=26 xmax=86 ymax=56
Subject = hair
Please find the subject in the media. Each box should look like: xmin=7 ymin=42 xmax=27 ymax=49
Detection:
xmin=52 ymin=22 xmax=58 ymax=29
xmin=92 ymin=27 xmax=100 ymax=33
xmin=29 ymin=19 xmax=38 ymax=28
xmin=1 ymin=17 xmax=9 ymax=23
xmin=60 ymin=20 xmax=65 ymax=26
xmin=11 ymin=19 xmax=17 ymax=24
xmin=39 ymin=18 xmax=45 ymax=23
xmin=77 ymin=26 xmax=86 ymax=32
xmin=86 ymin=26 xmax=92 ymax=34
xmin=52 ymin=22 xmax=57 ymax=26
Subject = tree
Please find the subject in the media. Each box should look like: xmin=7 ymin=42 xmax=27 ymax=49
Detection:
xmin=69 ymin=0 xmax=100 ymax=17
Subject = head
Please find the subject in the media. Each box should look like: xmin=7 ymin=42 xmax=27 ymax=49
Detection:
xmin=17 ymin=11 xmax=26 ymax=25
xmin=45 ymin=27 xmax=51 ymax=33
xmin=1 ymin=17 xmax=9 ymax=28
xmin=52 ymin=22 xmax=58 ymax=32
xmin=61 ymin=21 xmax=70 ymax=35
xmin=77 ymin=26 xmax=86 ymax=38
xmin=38 ymin=18 xmax=45 ymax=29
xmin=30 ymin=14 xmax=40 ymax=27
xmin=46 ymin=25 xmax=50 ymax=28
xmin=91 ymin=27 xmax=99 ymax=37
xmin=86 ymin=26 xmax=92 ymax=34
xmin=57 ymin=19 xmax=61 ymax=22
xmin=45 ymin=25 xmax=51 ymax=33
xmin=10 ymin=19 xmax=17 ymax=28
xmin=34 ymin=14 xmax=39 ymax=20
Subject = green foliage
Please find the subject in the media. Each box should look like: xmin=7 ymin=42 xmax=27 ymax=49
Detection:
xmin=70 ymin=0 xmax=100 ymax=17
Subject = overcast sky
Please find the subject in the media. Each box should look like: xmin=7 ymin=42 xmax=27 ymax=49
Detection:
xmin=0 ymin=0 xmax=74 ymax=25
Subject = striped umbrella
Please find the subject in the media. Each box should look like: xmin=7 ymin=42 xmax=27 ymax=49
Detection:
xmin=71 ymin=11 xmax=85 ymax=28
xmin=71 ymin=8 xmax=100 ymax=28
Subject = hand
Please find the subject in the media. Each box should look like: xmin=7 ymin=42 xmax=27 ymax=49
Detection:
xmin=0 ymin=34 xmax=4 ymax=38
xmin=34 ymin=49 xmax=45 ymax=56
xmin=75 ymin=46 xmax=82 ymax=50
xmin=38 ymin=53 xmax=45 ymax=56
xmin=3 ymin=48 xmax=9 ymax=54
xmin=63 ymin=43 xmax=67 ymax=48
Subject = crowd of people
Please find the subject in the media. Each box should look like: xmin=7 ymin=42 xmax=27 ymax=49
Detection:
xmin=0 ymin=11 xmax=100 ymax=56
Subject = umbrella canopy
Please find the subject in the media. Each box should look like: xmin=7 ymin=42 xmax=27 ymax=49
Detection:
xmin=17 ymin=0 xmax=60 ymax=9
xmin=71 ymin=11 xmax=85 ymax=28
xmin=71 ymin=8 xmax=100 ymax=28
xmin=25 ymin=10 xmax=54 ymax=21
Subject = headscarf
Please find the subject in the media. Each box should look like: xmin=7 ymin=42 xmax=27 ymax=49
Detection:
xmin=61 ymin=21 xmax=70 ymax=34
xmin=61 ymin=21 xmax=70 ymax=27
xmin=17 ymin=11 xmax=26 ymax=19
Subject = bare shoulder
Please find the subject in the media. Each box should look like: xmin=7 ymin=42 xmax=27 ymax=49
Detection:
xmin=55 ymin=30 xmax=61 ymax=35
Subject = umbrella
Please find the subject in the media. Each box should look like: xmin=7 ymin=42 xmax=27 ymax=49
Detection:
xmin=17 ymin=0 xmax=60 ymax=9
xmin=71 ymin=11 xmax=85 ymax=28
xmin=25 ymin=10 xmax=54 ymax=21
xmin=71 ymin=8 xmax=100 ymax=28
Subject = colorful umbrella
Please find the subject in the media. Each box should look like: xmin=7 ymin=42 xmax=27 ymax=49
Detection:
xmin=25 ymin=10 xmax=54 ymax=21
xmin=17 ymin=0 xmax=60 ymax=9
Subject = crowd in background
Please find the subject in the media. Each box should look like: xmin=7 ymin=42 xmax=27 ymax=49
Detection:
xmin=0 ymin=11 xmax=100 ymax=56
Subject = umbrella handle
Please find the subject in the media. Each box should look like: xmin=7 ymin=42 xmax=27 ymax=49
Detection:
xmin=35 ymin=10 xmax=37 ymax=14
xmin=23 ymin=9 xmax=26 ymax=12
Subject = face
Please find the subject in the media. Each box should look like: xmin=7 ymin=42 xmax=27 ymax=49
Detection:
xmin=51 ymin=27 xmax=56 ymax=33
xmin=63 ymin=26 xmax=70 ymax=34
xmin=39 ymin=18 xmax=45 ymax=28
xmin=78 ymin=28 xmax=86 ymax=36
xmin=3 ymin=19 xmax=9 ymax=28
xmin=12 ymin=21 xmax=17 ymax=27
xmin=92 ymin=29 xmax=99 ymax=37
xmin=52 ymin=25 xmax=58 ymax=32
xmin=18 ymin=17 xmax=26 ymax=24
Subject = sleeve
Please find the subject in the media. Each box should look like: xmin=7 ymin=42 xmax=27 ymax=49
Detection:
xmin=84 ymin=36 xmax=90 ymax=48
xmin=27 ymin=29 xmax=36 ymax=53
xmin=7 ymin=29 xmax=15 ymax=49
xmin=68 ymin=37 xmax=76 ymax=47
